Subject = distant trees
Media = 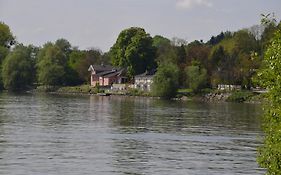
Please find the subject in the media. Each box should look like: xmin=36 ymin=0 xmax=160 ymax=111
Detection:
xmin=0 ymin=16 xmax=280 ymax=94
xmin=109 ymin=27 xmax=156 ymax=78
xmin=36 ymin=39 xmax=109 ymax=87
xmin=2 ymin=45 xmax=36 ymax=90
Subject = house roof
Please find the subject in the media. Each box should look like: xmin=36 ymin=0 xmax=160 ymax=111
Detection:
xmin=88 ymin=64 xmax=117 ymax=73
xmin=88 ymin=63 xmax=126 ymax=78
xmin=135 ymin=69 xmax=156 ymax=78
xmin=103 ymin=68 xmax=126 ymax=78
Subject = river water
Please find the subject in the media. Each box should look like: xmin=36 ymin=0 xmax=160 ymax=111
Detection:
xmin=0 ymin=93 xmax=265 ymax=175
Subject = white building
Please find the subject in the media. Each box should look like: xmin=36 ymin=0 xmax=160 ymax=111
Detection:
xmin=134 ymin=70 xmax=156 ymax=91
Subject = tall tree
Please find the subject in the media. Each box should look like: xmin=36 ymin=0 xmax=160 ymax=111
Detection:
xmin=37 ymin=43 xmax=67 ymax=86
xmin=109 ymin=27 xmax=156 ymax=78
xmin=2 ymin=45 xmax=35 ymax=91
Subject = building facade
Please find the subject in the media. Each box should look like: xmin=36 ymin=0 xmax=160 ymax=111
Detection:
xmin=134 ymin=70 xmax=156 ymax=91
xmin=88 ymin=64 xmax=127 ymax=87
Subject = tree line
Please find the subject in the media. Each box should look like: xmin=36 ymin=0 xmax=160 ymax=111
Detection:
xmin=0 ymin=14 xmax=280 ymax=94
xmin=1 ymin=15 xmax=281 ymax=174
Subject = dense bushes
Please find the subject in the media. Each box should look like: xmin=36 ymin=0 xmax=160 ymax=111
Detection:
xmin=226 ymin=91 xmax=255 ymax=102
xmin=152 ymin=63 xmax=179 ymax=99
xmin=257 ymin=26 xmax=281 ymax=174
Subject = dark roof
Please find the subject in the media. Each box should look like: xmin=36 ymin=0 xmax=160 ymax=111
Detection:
xmin=103 ymin=69 xmax=125 ymax=78
xmin=135 ymin=69 xmax=156 ymax=77
xmin=95 ymin=69 xmax=117 ymax=77
xmin=89 ymin=64 xmax=116 ymax=73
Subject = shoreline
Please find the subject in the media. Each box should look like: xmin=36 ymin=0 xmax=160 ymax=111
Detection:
xmin=1 ymin=85 xmax=266 ymax=104
xmin=24 ymin=85 xmax=266 ymax=104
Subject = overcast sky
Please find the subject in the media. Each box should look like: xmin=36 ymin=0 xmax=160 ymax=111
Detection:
xmin=1 ymin=0 xmax=281 ymax=52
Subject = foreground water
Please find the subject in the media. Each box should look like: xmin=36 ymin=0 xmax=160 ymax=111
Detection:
xmin=0 ymin=93 xmax=265 ymax=175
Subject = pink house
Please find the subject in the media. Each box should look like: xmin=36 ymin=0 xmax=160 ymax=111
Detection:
xmin=88 ymin=64 xmax=127 ymax=87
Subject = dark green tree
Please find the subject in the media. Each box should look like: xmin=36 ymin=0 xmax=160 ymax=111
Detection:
xmin=207 ymin=32 xmax=225 ymax=46
xmin=1 ymin=45 xmax=35 ymax=91
xmin=257 ymin=26 xmax=281 ymax=174
xmin=152 ymin=63 xmax=179 ymax=99
xmin=109 ymin=27 xmax=156 ymax=78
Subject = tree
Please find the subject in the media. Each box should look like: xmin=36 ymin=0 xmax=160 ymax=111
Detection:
xmin=55 ymin=38 xmax=72 ymax=56
xmin=207 ymin=32 xmax=225 ymax=45
xmin=233 ymin=30 xmax=259 ymax=54
xmin=109 ymin=27 xmax=156 ymax=78
xmin=1 ymin=45 xmax=35 ymax=91
xmin=186 ymin=40 xmax=210 ymax=68
xmin=185 ymin=61 xmax=207 ymax=92
xmin=257 ymin=26 xmax=281 ymax=174
xmin=151 ymin=63 xmax=179 ymax=99
xmin=0 ymin=22 xmax=15 ymax=48
xmin=37 ymin=43 xmax=66 ymax=86
xmin=69 ymin=48 xmax=107 ymax=83
xmin=0 ymin=22 xmax=15 ymax=90
xmin=152 ymin=35 xmax=170 ymax=48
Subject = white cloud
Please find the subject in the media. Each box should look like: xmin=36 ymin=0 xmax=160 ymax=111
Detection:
xmin=176 ymin=0 xmax=213 ymax=9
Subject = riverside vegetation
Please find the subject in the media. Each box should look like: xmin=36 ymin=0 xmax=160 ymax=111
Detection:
xmin=0 ymin=14 xmax=280 ymax=99
xmin=0 ymin=13 xmax=281 ymax=173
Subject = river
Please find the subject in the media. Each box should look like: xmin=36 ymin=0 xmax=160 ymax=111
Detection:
xmin=0 ymin=93 xmax=265 ymax=175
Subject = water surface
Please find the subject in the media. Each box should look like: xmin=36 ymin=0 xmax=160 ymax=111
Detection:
xmin=0 ymin=93 xmax=265 ymax=174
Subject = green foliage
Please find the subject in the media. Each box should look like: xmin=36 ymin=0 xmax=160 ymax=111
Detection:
xmin=127 ymin=88 xmax=144 ymax=96
xmin=1 ymin=45 xmax=35 ymax=91
xmin=69 ymin=49 xmax=106 ymax=82
xmin=55 ymin=38 xmax=71 ymax=56
xmin=0 ymin=22 xmax=15 ymax=90
xmin=37 ymin=43 xmax=67 ymax=86
xmin=185 ymin=61 xmax=207 ymax=93
xmin=0 ymin=46 xmax=9 ymax=90
xmin=152 ymin=63 xmax=179 ymax=98
xmin=152 ymin=35 xmax=170 ymax=48
xmin=56 ymin=85 xmax=99 ymax=94
xmin=227 ymin=91 xmax=254 ymax=102
xmin=0 ymin=22 xmax=15 ymax=48
xmin=186 ymin=41 xmax=210 ymax=68
xmin=233 ymin=30 xmax=259 ymax=54
xmin=257 ymin=26 xmax=281 ymax=174
xmin=109 ymin=27 xmax=156 ymax=78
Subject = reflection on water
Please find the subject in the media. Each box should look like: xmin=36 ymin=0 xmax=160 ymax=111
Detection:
xmin=0 ymin=93 xmax=264 ymax=174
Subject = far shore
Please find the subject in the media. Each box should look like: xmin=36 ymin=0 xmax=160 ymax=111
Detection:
xmin=18 ymin=85 xmax=266 ymax=104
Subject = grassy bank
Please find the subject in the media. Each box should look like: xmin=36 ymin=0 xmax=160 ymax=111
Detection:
xmin=33 ymin=85 xmax=266 ymax=103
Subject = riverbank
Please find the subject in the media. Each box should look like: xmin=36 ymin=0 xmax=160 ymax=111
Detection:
xmin=30 ymin=85 xmax=267 ymax=104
